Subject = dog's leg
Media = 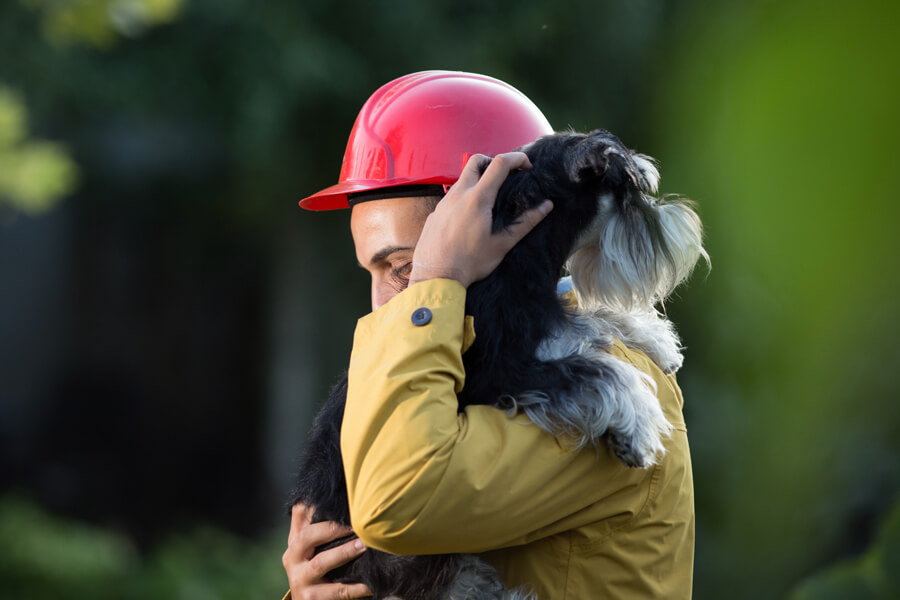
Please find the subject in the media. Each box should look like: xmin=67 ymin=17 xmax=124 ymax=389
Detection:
xmin=588 ymin=306 xmax=685 ymax=375
xmin=502 ymin=320 xmax=672 ymax=467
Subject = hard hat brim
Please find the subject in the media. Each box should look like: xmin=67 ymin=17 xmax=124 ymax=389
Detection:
xmin=299 ymin=175 xmax=455 ymax=211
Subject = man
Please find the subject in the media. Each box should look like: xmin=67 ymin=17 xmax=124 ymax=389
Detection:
xmin=283 ymin=71 xmax=694 ymax=599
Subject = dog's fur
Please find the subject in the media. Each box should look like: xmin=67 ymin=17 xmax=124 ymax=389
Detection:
xmin=288 ymin=130 xmax=707 ymax=599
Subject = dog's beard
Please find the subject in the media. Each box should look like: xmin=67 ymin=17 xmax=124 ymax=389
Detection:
xmin=567 ymin=194 xmax=708 ymax=313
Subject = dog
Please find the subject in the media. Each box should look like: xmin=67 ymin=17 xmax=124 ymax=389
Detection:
xmin=288 ymin=130 xmax=707 ymax=599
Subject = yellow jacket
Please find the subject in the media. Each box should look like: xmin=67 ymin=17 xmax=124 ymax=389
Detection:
xmin=341 ymin=279 xmax=694 ymax=599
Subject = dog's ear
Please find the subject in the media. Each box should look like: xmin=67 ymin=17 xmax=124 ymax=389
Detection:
xmin=565 ymin=130 xmax=619 ymax=185
xmin=565 ymin=130 xmax=660 ymax=195
xmin=565 ymin=132 xmax=708 ymax=312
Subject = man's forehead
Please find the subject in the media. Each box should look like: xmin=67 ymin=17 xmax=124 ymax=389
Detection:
xmin=350 ymin=196 xmax=426 ymax=219
xmin=350 ymin=195 xmax=441 ymax=229
xmin=350 ymin=196 xmax=435 ymax=265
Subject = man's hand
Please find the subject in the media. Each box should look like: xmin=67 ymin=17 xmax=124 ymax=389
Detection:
xmin=283 ymin=504 xmax=371 ymax=600
xmin=408 ymin=151 xmax=553 ymax=288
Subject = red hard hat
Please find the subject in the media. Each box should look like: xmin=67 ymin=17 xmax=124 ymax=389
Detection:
xmin=299 ymin=70 xmax=553 ymax=210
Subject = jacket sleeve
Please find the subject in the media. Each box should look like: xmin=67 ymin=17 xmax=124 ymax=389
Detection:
xmin=341 ymin=278 xmax=619 ymax=555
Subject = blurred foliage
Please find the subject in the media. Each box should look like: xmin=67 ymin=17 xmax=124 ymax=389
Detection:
xmin=22 ymin=0 xmax=183 ymax=48
xmin=656 ymin=0 xmax=900 ymax=596
xmin=0 ymin=0 xmax=897 ymax=598
xmin=0 ymin=0 xmax=672 ymax=232
xmin=0 ymin=494 xmax=287 ymax=599
xmin=789 ymin=497 xmax=900 ymax=600
xmin=0 ymin=494 xmax=136 ymax=596
xmin=0 ymin=86 xmax=78 ymax=214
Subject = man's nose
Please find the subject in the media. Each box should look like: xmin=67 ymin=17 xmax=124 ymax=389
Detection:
xmin=371 ymin=280 xmax=389 ymax=312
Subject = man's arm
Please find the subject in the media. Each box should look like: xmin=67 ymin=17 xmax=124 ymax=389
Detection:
xmin=341 ymin=278 xmax=632 ymax=555
xmin=340 ymin=151 xmax=617 ymax=555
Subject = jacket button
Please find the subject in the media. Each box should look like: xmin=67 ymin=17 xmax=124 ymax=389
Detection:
xmin=411 ymin=307 xmax=432 ymax=326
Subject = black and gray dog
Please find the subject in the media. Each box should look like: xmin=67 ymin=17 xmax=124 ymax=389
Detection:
xmin=289 ymin=130 xmax=707 ymax=599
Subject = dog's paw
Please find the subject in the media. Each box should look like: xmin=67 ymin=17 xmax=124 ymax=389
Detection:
xmin=605 ymin=384 xmax=673 ymax=468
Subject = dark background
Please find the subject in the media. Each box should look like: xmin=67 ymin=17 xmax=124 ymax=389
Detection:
xmin=1 ymin=0 xmax=898 ymax=598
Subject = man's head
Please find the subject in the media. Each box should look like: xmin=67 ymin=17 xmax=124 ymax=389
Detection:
xmin=299 ymin=70 xmax=553 ymax=310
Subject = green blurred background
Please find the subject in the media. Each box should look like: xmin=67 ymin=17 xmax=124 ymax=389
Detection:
xmin=1 ymin=0 xmax=898 ymax=598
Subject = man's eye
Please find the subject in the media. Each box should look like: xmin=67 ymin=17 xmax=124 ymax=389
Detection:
xmin=390 ymin=262 xmax=412 ymax=286
xmin=392 ymin=262 xmax=412 ymax=277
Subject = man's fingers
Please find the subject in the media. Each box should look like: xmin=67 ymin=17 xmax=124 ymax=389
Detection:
xmin=287 ymin=579 xmax=371 ymax=600
xmin=456 ymin=151 xmax=530 ymax=192
xmin=455 ymin=153 xmax=492 ymax=188
xmin=298 ymin=520 xmax=355 ymax=553
xmin=502 ymin=200 xmax=553 ymax=244
xmin=307 ymin=538 xmax=367 ymax=579
xmin=288 ymin=503 xmax=313 ymax=546
xmin=311 ymin=582 xmax=372 ymax=600
xmin=340 ymin=583 xmax=373 ymax=599
xmin=478 ymin=152 xmax=532 ymax=198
